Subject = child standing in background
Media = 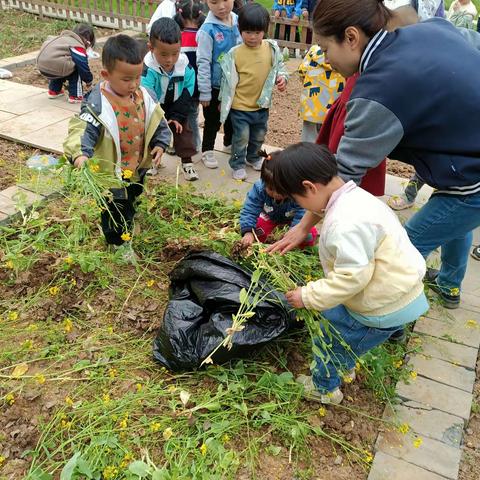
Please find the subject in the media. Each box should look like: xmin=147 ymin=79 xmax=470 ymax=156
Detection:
xmin=142 ymin=18 xmax=199 ymax=181
xmin=37 ymin=24 xmax=95 ymax=104
xmin=219 ymin=3 xmax=288 ymax=180
xmin=298 ymin=44 xmax=344 ymax=143
xmin=196 ymin=0 xmax=242 ymax=169
xmin=174 ymin=0 xmax=206 ymax=153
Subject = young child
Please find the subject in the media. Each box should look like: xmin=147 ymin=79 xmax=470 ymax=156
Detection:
xmin=298 ymin=43 xmax=344 ymax=143
xmin=142 ymin=17 xmax=199 ymax=181
xmin=174 ymin=0 xmax=206 ymax=153
xmin=147 ymin=0 xmax=177 ymax=34
xmin=63 ymin=35 xmax=171 ymax=251
xmin=196 ymin=0 xmax=242 ymax=169
xmin=219 ymin=3 xmax=288 ymax=180
xmin=240 ymin=151 xmax=317 ymax=247
xmin=37 ymin=24 xmax=95 ymax=104
xmin=270 ymin=143 xmax=428 ymax=404
xmin=273 ymin=0 xmax=303 ymax=20
xmin=448 ymin=0 xmax=478 ymax=26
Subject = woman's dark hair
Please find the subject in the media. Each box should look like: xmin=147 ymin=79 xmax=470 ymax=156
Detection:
xmin=260 ymin=143 xmax=338 ymax=197
xmin=102 ymin=35 xmax=143 ymax=72
xmin=174 ymin=0 xmax=206 ymax=29
xmin=73 ymin=23 xmax=96 ymax=47
xmin=238 ymin=3 xmax=270 ymax=33
xmin=150 ymin=17 xmax=181 ymax=44
xmin=313 ymin=0 xmax=392 ymax=41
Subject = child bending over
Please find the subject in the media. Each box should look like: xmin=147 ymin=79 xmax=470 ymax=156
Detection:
xmin=240 ymin=150 xmax=317 ymax=247
xmin=63 ymin=35 xmax=171 ymax=251
xmin=142 ymin=17 xmax=199 ymax=181
xmin=37 ymin=24 xmax=95 ymax=104
xmin=268 ymin=143 xmax=429 ymax=404
xmin=220 ymin=3 xmax=288 ymax=180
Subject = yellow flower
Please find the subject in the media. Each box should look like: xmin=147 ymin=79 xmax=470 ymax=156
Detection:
xmin=103 ymin=393 xmax=111 ymax=405
xmin=355 ymin=362 xmax=361 ymax=372
xmin=120 ymin=232 xmax=131 ymax=242
xmin=8 ymin=311 xmax=18 ymax=321
xmin=5 ymin=260 xmax=14 ymax=269
xmin=108 ymin=368 xmax=117 ymax=378
xmin=200 ymin=443 xmax=207 ymax=456
xmin=167 ymin=385 xmax=177 ymax=393
xmin=136 ymin=383 xmax=143 ymax=392
xmin=222 ymin=434 xmax=230 ymax=443
xmin=398 ymin=423 xmax=410 ymax=435
xmin=64 ymin=256 xmax=74 ymax=265
xmin=150 ymin=422 xmax=161 ymax=432
xmin=5 ymin=393 xmax=15 ymax=405
xmin=61 ymin=419 xmax=72 ymax=429
xmin=35 ymin=374 xmax=46 ymax=385
xmin=89 ymin=164 xmax=100 ymax=173
xmin=450 ymin=287 xmax=460 ymax=296
xmin=466 ymin=319 xmax=478 ymax=329
xmin=146 ymin=279 xmax=155 ymax=287
xmin=410 ymin=371 xmax=418 ymax=380
xmin=0 ymin=455 xmax=5 ymax=467
xmin=107 ymin=326 xmax=114 ymax=335
xmin=102 ymin=465 xmax=118 ymax=480
xmin=49 ymin=286 xmax=60 ymax=296
xmin=120 ymin=453 xmax=134 ymax=469
xmin=27 ymin=323 xmax=38 ymax=331
xmin=220 ymin=169 xmax=226 ymax=176
xmin=342 ymin=374 xmax=353 ymax=384
xmin=63 ymin=318 xmax=73 ymax=333
xmin=413 ymin=437 xmax=423 ymax=448
xmin=65 ymin=396 xmax=74 ymax=407
xmin=163 ymin=427 xmax=173 ymax=440
xmin=122 ymin=169 xmax=133 ymax=179
xmin=318 ymin=406 xmax=327 ymax=417
xmin=22 ymin=339 xmax=33 ymax=350
xmin=233 ymin=200 xmax=242 ymax=209
xmin=70 ymin=278 xmax=77 ymax=287
xmin=119 ymin=415 xmax=128 ymax=429
xmin=363 ymin=451 xmax=373 ymax=464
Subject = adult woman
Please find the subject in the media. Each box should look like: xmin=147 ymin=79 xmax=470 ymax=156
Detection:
xmin=269 ymin=0 xmax=480 ymax=309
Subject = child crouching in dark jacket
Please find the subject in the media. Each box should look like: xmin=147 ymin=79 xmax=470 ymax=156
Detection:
xmin=240 ymin=151 xmax=318 ymax=247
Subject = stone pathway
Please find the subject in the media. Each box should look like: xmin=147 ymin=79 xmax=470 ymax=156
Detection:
xmin=0 ymin=77 xmax=479 ymax=480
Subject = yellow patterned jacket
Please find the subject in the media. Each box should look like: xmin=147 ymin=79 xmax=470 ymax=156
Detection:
xmin=298 ymin=45 xmax=345 ymax=123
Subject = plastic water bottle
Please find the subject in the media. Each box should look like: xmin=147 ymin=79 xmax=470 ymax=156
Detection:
xmin=282 ymin=46 xmax=289 ymax=62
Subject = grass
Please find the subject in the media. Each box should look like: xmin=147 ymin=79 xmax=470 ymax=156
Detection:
xmin=0 ymin=163 xmax=417 ymax=479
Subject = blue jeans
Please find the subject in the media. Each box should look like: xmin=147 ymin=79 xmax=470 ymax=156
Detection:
xmin=48 ymin=70 xmax=82 ymax=97
xmin=405 ymin=192 xmax=480 ymax=290
xmin=188 ymin=102 xmax=201 ymax=153
xmin=229 ymin=108 xmax=268 ymax=170
xmin=312 ymin=305 xmax=402 ymax=392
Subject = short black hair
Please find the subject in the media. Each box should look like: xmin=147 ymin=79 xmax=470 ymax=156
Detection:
xmin=150 ymin=17 xmax=181 ymax=45
xmin=102 ymin=35 xmax=143 ymax=72
xmin=262 ymin=143 xmax=338 ymax=197
xmin=238 ymin=3 xmax=270 ymax=33
xmin=73 ymin=23 xmax=96 ymax=47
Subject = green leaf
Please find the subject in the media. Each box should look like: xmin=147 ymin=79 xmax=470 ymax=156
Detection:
xmin=60 ymin=452 xmax=80 ymax=480
xmin=266 ymin=445 xmax=282 ymax=456
xmin=152 ymin=470 xmax=171 ymax=480
xmin=251 ymin=269 xmax=262 ymax=284
xmin=77 ymin=457 xmax=93 ymax=478
xmin=128 ymin=460 xmax=150 ymax=477
xmin=29 ymin=468 xmax=53 ymax=480
xmin=239 ymin=288 xmax=248 ymax=305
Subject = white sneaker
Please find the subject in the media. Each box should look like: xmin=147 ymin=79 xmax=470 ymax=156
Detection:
xmin=246 ymin=159 xmax=263 ymax=171
xmin=182 ymin=163 xmax=199 ymax=181
xmin=387 ymin=195 xmax=415 ymax=211
xmin=296 ymin=374 xmax=344 ymax=404
xmin=232 ymin=168 xmax=247 ymax=181
xmin=201 ymin=151 xmax=218 ymax=169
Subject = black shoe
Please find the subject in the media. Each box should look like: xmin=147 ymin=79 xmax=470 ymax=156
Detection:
xmin=471 ymin=245 xmax=480 ymax=261
xmin=424 ymin=268 xmax=460 ymax=310
xmin=388 ymin=328 xmax=407 ymax=344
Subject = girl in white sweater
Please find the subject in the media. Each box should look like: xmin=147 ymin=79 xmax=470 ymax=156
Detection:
xmin=268 ymin=143 xmax=429 ymax=404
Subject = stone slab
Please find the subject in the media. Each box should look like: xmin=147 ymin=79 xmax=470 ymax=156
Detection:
xmin=462 ymin=258 xmax=480 ymax=298
xmin=396 ymin=375 xmax=472 ymax=420
xmin=383 ymin=404 xmax=464 ymax=447
xmin=17 ymin=118 xmax=71 ymax=154
xmin=461 ymin=292 xmax=480 ymax=312
xmin=0 ymin=210 xmax=8 ymax=224
xmin=414 ymin=310 xmax=480 ymax=349
xmin=408 ymin=354 xmax=475 ymax=393
xmin=368 ymin=451 xmax=449 ymax=480
xmin=0 ymin=111 xmax=16 ymax=123
xmin=413 ymin=335 xmax=478 ymax=370
xmin=375 ymin=431 xmax=461 ymax=479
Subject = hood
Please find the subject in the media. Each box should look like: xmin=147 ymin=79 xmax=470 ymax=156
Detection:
xmin=143 ymin=52 xmax=190 ymax=77
xmin=203 ymin=11 xmax=238 ymax=27
xmin=59 ymin=30 xmax=85 ymax=46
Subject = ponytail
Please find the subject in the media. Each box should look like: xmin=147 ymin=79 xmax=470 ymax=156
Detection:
xmin=173 ymin=0 xmax=206 ymax=29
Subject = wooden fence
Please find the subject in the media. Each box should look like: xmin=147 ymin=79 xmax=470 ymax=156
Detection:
xmin=0 ymin=0 xmax=312 ymax=50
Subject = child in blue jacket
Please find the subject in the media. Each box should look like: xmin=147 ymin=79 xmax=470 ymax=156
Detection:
xmin=142 ymin=17 xmax=198 ymax=181
xmin=240 ymin=151 xmax=317 ymax=247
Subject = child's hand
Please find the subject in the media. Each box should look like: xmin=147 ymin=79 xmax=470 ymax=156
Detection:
xmin=276 ymin=76 xmax=287 ymax=92
xmin=151 ymin=146 xmax=164 ymax=168
xmin=168 ymin=120 xmax=183 ymax=134
xmin=286 ymin=287 xmax=305 ymax=308
xmin=274 ymin=9 xmax=280 ymax=18
xmin=200 ymin=100 xmax=210 ymax=108
xmin=74 ymin=155 xmax=88 ymax=169
xmin=241 ymin=232 xmax=255 ymax=247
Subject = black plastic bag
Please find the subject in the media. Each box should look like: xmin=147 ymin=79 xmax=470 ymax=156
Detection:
xmin=153 ymin=251 xmax=296 ymax=371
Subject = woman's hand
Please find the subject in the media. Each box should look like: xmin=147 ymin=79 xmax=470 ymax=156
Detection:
xmin=286 ymin=287 xmax=305 ymax=308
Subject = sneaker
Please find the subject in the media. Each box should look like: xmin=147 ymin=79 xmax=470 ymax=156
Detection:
xmin=182 ymin=162 xmax=199 ymax=181
xmin=388 ymin=328 xmax=407 ymax=344
xmin=296 ymin=374 xmax=343 ymax=404
xmin=201 ymin=150 xmax=218 ymax=169
xmin=232 ymin=168 xmax=247 ymax=181
xmin=387 ymin=195 xmax=415 ymax=211
xmin=68 ymin=96 xmax=83 ymax=104
xmin=48 ymin=89 xmax=64 ymax=99
xmin=146 ymin=167 xmax=159 ymax=176
xmin=424 ymin=268 xmax=460 ymax=309
xmin=246 ymin=159 xmax=264 ymax=171
xmin=166 ymin=146 xmax=176 ymax=155
xmin=471 ymin=245 xmax=480 ymax=261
